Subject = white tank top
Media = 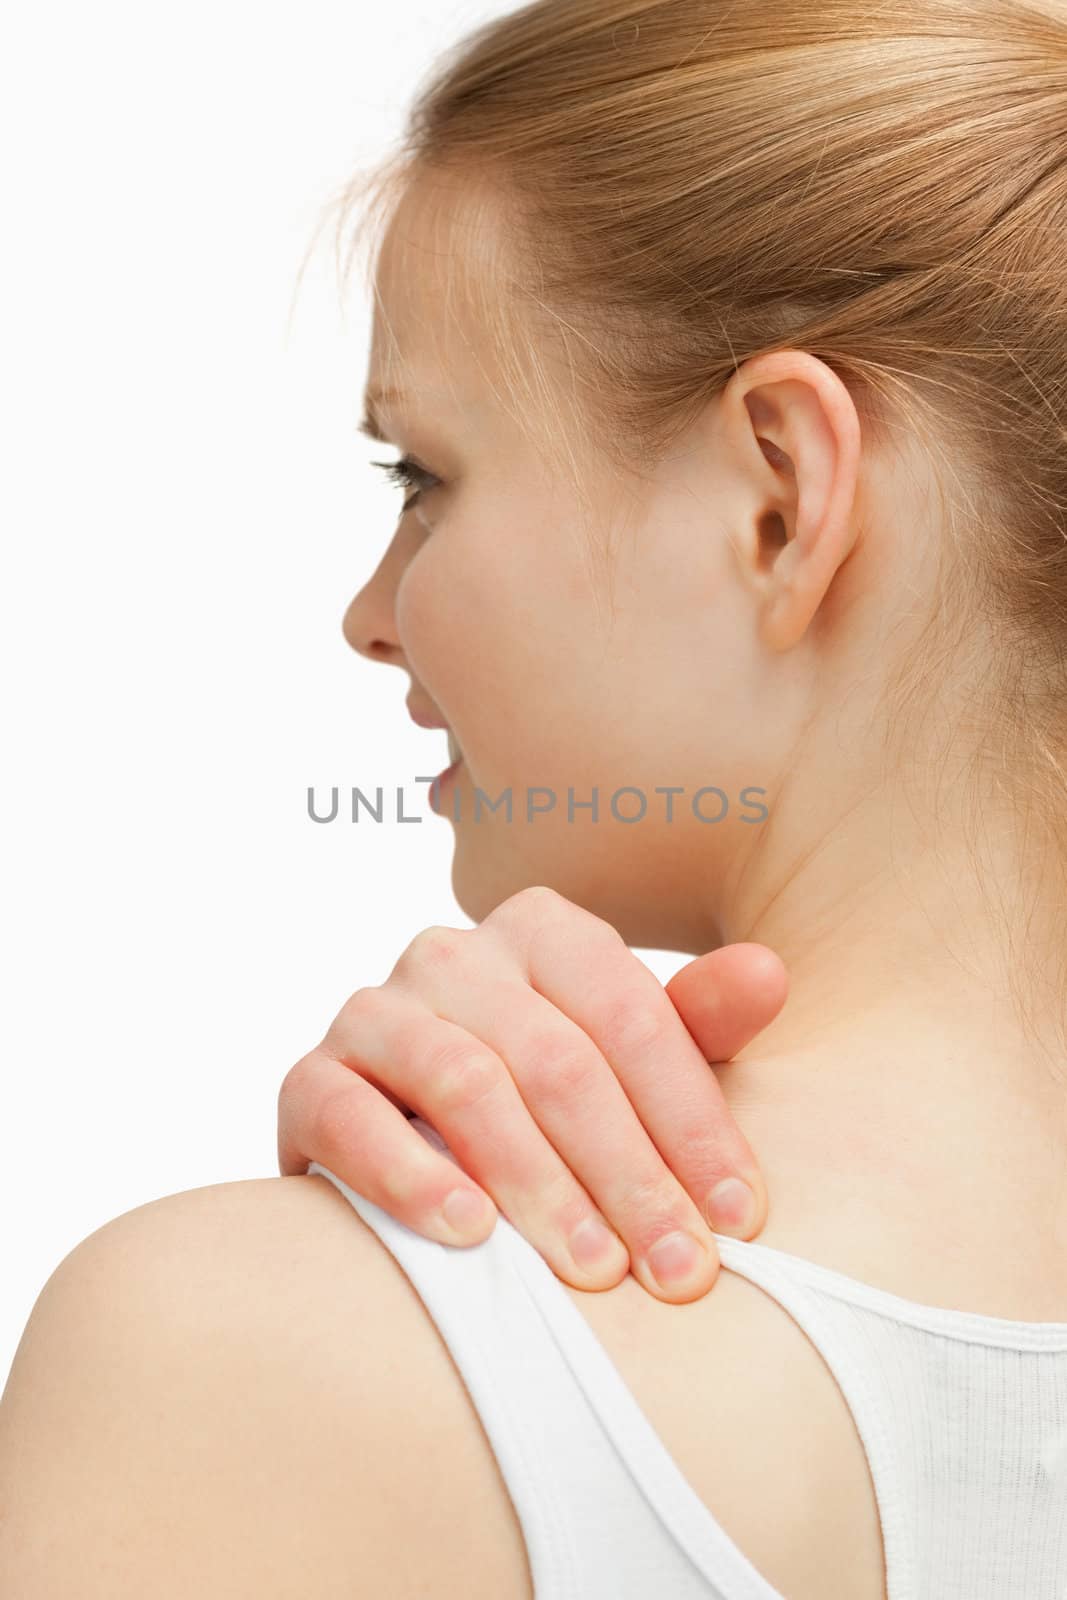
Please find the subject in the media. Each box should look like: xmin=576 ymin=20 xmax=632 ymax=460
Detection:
xmin=309 ymin=1116 xmax=1067 ymax=1599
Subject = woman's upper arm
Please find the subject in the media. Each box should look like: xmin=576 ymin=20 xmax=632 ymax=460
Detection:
xmin=0 ymin=1175 xmax=530 ymax=1598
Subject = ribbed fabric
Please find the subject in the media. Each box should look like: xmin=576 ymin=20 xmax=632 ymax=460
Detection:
xmin=309 ymin=1116 xmax=1067 ymax=1600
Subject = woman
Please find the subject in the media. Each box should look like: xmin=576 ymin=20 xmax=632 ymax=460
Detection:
xmin=3 ymin=1 xmax=1067 ymax=1595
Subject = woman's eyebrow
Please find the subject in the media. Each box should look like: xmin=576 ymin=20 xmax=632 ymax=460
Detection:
xmin=357 ymin=389 xmax=407 ymax=443
xmin=357 ymin=411 xmax=388 ymax=443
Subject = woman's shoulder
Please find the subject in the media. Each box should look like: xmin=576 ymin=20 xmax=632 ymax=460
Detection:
xmin=138 ymin=1175 xmax=888 ymax=1598
xmin=0 ymin=1173 xmax=531 ymax=1598
xmin=221 ymin=1174 xmax=886 ymax=1600
xmin=5 ymin=1172 xmax=891 ymax=1598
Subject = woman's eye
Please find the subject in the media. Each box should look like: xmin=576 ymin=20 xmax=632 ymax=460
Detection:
xmin=370 ymin=455 xmax=439 ymax=515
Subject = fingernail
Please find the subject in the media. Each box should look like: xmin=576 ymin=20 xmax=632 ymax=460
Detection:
xmin=569 ymin=1215 xmax=626 ymax=1271
xmin=705 ymin=1177 xmax=759 ymax=1237
xmin=647 ymin=1229 xmax=708 ymax=1288
xmin=441 ymin=1187 xmax=493 ymax=1239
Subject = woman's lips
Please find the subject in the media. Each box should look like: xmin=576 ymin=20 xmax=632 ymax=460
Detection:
xmin=406 ymin=697 xmax=463 ymax=764
xmin=430 ymin=750 xmax=464 ymax=812
xmin=439 ymin=730 xmax=464 ymax=786
xmin=404 ymin=696 xmax=465 ymax=797
xmin=406 ymin=701 xmax=448 ymax=730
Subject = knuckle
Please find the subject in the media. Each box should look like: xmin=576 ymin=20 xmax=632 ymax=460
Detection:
xmin=423 ymin=1037 xmax=503 ymax=1113
xmin=540 ymin=1169 xmax=595 ymax=1235
xmin=598 ymin=999 xmax=663 ymax=1059
xmin=663 ymin=1107 xmax=724 ymax=1169
xmin=623 ymin=1172 xmax=689 ymax=1235
xmin=322 ymin=985 xmax=391 ymax=1055
xmin=522 ymin=1032 xmax=600 ymax=1104
xmin=484 ymin=887 xmax=625 ymax=961
xmin=277 ymin=1052 xmax=313 ymax=1108
xmin=376 ymin=1153 xmax=433 ymax=1211
xmin=489 ymin=883 xmax=559 ymax=934
xmin=308 ymin=1081 xmax=364 ymax=1166
xmin=333 ymin=983 xmax=386 ymax=1030
xmin=516 ymin=884 xmax=565 ymax=912
xmin=398 ymin=925 xmax=464 ymax=974
xmin=491 ymin=884 xmax=567 ymax=931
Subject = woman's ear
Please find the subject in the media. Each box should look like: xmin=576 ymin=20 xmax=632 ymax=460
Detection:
xmin=726 ymin=351 xmax=863 ymax=654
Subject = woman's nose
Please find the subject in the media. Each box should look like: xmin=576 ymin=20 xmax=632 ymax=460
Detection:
xmin=342 ymin=540 xmax=406 ymax=667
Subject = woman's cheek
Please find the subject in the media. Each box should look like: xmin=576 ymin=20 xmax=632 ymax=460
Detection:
xmin=393 ymin=543 xmax=461 ymax=687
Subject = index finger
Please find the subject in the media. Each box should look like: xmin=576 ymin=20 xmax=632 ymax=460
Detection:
xmin=487 ymin=891 xmax=772 ymax=1240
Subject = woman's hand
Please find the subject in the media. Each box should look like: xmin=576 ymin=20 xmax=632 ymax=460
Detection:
xmin=277 ymin=886 xmax=787 ymax=1302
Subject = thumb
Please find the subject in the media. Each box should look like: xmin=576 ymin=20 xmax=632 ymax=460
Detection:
xmin=665 ymin=943 xmax=788 ymax=1064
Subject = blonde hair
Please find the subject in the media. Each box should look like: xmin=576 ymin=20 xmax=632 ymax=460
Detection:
xmin=315 ymin=0 xmax=1067 ymax=1038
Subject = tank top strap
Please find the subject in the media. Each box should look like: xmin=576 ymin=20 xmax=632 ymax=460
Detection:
xmin=711 ymin=1231 xmax=1067 ymax=1600
xmin=710 ymin=1234 xmax=918 ymax=1597
xmin=309 ymin=1149 xmax=796 ymax=1599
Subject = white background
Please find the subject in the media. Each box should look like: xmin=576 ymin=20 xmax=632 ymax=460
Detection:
xmin=0 ymin=1 xmax=683 ymax=1382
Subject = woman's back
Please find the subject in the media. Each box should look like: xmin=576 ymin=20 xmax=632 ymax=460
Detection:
xmin=310 ymin=1112 xmax=1067 ymax=1600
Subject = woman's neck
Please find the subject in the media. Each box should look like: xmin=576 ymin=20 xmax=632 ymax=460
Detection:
xmin=710 ymin=809 xmax=1067 ymax=1315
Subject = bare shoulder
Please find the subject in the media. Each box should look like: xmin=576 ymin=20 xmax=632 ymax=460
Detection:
xmin=2 ymin=1175 xmax=888 ymax=1600
xmin=561 ymin=1263 xmax=888 ymax=1600
xmin=0 ymin=1174 xmax=531 ymax=1599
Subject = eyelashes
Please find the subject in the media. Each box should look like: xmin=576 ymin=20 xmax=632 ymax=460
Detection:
xmin=370 ymin=455 xmax=439 ymax=514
